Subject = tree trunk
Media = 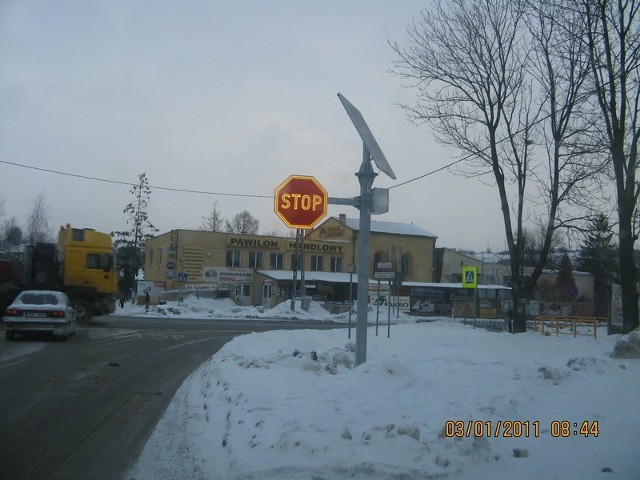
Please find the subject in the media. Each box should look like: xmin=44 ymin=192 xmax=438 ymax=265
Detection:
xmin=618 ymin=200 xmax=639 ymax=333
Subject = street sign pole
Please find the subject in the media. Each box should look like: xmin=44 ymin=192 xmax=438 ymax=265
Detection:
xmin=355 ymin=148 xmax=376 ymax=366
xmin=332 ymin=93 xmax=396 ymax=367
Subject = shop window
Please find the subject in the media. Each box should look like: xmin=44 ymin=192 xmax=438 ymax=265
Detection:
xmin=226 ymin=250 xmax=241 ymax=267
xmin=330 ymin=256 xmax=342 ymax=272
xmin=270 ymin=252 xmax=284 ymax=270
xmin=311 ymin=255 xmax=324 ymax=271
xmin=249 ymin=251 xmax=263 ymax=269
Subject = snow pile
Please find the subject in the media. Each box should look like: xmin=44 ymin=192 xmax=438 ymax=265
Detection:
xmin=117 ymin=294 xmax=417 ymax=324
xmin=127 ymin=312 xmax=640 ymax=480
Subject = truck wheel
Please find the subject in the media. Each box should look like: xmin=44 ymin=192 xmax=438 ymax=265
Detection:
xmin=74 ymin=299 xmax=93 ymax=323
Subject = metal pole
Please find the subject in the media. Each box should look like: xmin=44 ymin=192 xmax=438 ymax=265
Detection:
xmin=300 ymin=230 xmax=306 ymax=310
xmin=376 ymin=280 xmax=380 ymax=336
xmin=355 ymin=148 xmax=376 ymax=367
xmin=348 ymin=268 xmax=353 ymax=339
xmin=388 ymin=279 xmax=392 ymax=338
xmin=291 ymin=228 xmax=300 ymax=311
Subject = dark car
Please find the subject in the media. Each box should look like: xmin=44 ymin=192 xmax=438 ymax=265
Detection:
xmin=3 ymin=290 xmax=78 ymax=340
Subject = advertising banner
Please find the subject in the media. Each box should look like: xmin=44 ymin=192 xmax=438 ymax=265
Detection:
xmin=611 ymin=283 xmax=623 ymax=327
xmin=136 ymin=280 xmax=166 ymax=295
xmin=202 ymin=267 xmax=253 ymax=284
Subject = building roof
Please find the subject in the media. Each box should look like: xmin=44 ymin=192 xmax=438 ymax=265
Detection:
xmin=340 ymin=217 xmax=437 ymax=238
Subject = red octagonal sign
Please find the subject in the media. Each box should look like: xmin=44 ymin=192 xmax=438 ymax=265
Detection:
xmin=274 ymin=175 xmax=328 ymax=229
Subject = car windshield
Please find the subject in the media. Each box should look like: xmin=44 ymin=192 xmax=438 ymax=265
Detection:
xmin=17 ymin=293 xmax=61 ymax=306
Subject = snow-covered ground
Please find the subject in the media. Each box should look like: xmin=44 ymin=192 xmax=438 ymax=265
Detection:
xmin=122 ymin=296 xmax=640 ymax=480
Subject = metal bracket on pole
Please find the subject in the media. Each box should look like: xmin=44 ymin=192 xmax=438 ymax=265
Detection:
xmin=328 ymin=196 xmax=360 ymax=208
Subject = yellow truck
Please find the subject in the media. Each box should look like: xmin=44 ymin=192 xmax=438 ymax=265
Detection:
xmin=0 ymin=225 xmax=118 ymax=321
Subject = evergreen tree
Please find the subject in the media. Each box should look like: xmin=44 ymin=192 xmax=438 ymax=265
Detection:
xmin=112 ymin=173 xmax=159 ymax=296
xmin=554 ymin=253 xmax=576 ymax=302
xmin=577 ymin=214 xmax=619 ymax=316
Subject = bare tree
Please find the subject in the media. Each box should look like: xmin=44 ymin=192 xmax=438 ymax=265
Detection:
xmin=201 ymin=200 xmax=224 ymax=232
xmin=225 ymin=211 xmax=259 ymax=235
xmin=391 ymin=0 xmax=602 ymax=331
xmin=26 ymin=192 xmax=52 ymax=243
xmin=2 ymin=217 xmax=23 ymax=252
xmin=580 ymin=0 xmax=640 ymax=333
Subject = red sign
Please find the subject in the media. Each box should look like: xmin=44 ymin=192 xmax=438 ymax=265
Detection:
xmin=274 ymin=175 xmax=328 ymax=229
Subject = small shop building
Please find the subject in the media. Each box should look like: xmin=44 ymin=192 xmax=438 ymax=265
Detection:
xmin=143 ymin=214 xmax=438 ymax=308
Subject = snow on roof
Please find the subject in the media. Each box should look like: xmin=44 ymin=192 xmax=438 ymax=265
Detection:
xmin=341 ymin=217 xmax=437 ymax=238
xmin=258 ymin=271 xmax=511 ymax=290
xmin=403 ymin=281 xmax=511 ymax=290
xmin=258 ymin=270 xmax=359 ymax=283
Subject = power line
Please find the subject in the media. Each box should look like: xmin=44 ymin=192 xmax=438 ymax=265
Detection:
xmin=389 ymin=157 xmax=467 ymax=189
xmin=0 ymin=160 xmax=272 ymax=199
xmin=1 ymin=149 xmax=487 ymax=197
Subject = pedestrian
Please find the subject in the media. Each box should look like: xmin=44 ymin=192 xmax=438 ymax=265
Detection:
xmin=505 ymin=300 xmax=513 ymax=333
xmin=119 ymin=294 xmax=125 ymax=309
xmin=145 ymin=291 xmax=150 ymax=312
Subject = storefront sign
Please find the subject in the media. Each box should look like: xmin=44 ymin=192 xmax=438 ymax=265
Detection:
xmin=183 ymin=284 xmax=216 ymax=292
xmin=227 ymin=236 xmax=280 ymax=249
xmin=285 ymin=240 xmax=345 ymax=253
xmin=318 ymin=226 xmax=345 ymax=238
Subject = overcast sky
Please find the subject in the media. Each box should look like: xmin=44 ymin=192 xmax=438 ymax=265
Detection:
xmin=0 ymin=0 xmax=509 ymax=251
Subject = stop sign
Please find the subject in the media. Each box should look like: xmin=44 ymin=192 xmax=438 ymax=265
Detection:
xmin=274 ymin=175 xmax=328 ymax=229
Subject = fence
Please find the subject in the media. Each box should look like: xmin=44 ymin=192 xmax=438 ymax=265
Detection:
xmin=533 ymin=316 xmax=610 ymax=339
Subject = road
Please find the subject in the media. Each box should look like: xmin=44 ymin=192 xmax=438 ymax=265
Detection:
xmin=0 ymin=315 xmax=342 ymax=480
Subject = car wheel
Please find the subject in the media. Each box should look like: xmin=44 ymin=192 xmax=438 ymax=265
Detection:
xmin=74 ymin=299 xmax=93 ymax=323
xmin=6 ymin=330 xmax=15 ymax=340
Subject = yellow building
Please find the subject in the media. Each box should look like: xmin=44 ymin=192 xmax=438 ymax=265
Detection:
xmin=143 ymin=214 xmax=437 ymax=307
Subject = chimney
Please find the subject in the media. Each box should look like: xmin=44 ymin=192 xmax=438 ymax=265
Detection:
xmin=339 ymin=213 xmax=347 ymax=224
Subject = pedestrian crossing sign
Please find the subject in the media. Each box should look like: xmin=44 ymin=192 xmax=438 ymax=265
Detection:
xmin=462 ymin=266 xmax=478 ymax=289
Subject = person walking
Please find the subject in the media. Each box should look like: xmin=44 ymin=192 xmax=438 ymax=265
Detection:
xmin=144 ymin=291 xmax=150 ymax=312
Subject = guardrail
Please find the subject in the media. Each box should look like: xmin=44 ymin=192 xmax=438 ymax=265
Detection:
xmin=533 ymin=316 xmax=610 ymax=339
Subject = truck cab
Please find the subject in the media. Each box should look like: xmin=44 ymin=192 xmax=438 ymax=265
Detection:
xmin=57 ymin=226 xmax=118 ymax=320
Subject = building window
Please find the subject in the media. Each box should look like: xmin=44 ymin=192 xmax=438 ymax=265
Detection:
xmin=311 ymin=255 xmax=323 ymax=271
xmin=290 ymin=254 xmax=299 ymax=271
xmin=330 ymin=256 xmax=342 ymax=272
xmin=149 ymin=249 xmax=154 ymax=266
xmin=226 ymin=250 xmax=241 ymax=267
xmin=159 ymin=249 xmax=163 ymax=266
xmin=401 ymin=254 xmax=410 ymax=277
xmin=270 ymin=252 xmax=284 ymax=270
xmin=249 ymin=251 xmax=263 ymax=269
